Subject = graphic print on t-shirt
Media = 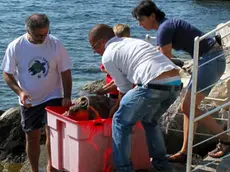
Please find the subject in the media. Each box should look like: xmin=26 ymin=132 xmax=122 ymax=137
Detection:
xmin=28 ymin=57 xmax=50 ymax=78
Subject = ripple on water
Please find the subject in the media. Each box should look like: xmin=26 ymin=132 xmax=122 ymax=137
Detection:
xmin=0 ymin=0 xmax=230 ymax=110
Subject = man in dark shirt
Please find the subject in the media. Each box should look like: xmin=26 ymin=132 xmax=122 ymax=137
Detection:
xmin=133 ymin=0 xmax=227 ymax=162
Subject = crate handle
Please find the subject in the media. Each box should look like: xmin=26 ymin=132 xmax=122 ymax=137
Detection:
xmin=94 ymin=120 xmax=104 ymax=126
xmin=88 ymin=106 xmax=101 ymax=119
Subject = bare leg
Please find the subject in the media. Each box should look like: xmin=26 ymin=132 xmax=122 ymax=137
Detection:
xmin=169 ymin=90 xmax=228 ymax=161
xmin=25 ymin=129 xmax=41 ymax=172
xmin=46 ymin=125 xmax=57 ymax=172
xmin=181 ymin=91 xmax=228 ymax=152
xmin=180 ymin=114 xmax=192 ymax=154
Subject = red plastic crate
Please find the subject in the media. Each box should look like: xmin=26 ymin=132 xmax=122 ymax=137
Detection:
xmin=46 ymin=106 xmax=151 ymax=172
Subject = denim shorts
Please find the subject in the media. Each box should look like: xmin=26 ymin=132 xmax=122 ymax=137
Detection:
xmin=20 ymin=98 xmax=62 ymax=133
xmin=188 ymin=48 xmax=226 ymax=96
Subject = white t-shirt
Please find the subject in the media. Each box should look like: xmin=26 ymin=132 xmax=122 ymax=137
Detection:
xmin=1 ymin=33 xmax=72 ymax=106
xmin=102 ymin=37 xmax=180 ymax=93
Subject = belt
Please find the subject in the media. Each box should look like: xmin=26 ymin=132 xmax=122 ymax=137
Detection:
xmin=137 ymin=83 xmax=183 ymax=91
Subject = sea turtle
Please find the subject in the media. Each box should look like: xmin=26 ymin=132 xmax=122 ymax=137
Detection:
xmin=28 ymin=60 xmax=46 ymax=75
xmin=64 ymin=95 xmax=116 ymax=120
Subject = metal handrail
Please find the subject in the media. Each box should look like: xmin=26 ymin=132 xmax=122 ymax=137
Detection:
xmin=222 ymin=31 xmax=230 ymax=40
xmin=193 ymin=128 xmax=230 ymax=148
xmin=145 ymin=34 xmax=156 ymax=42
xmin=200 ymin=21 xmax=230 ymax=41
xmin=194 ymin=101 xmax=230 ymax=122
xmin=186 ymin=36 xmax=200 ymax=172
xmin=193 ymin=154 xmax=230 ymax=172
xmin=197 ymin=75 xmax=230 ymax=94
xmin=186 ymin=21 xmax=230 ymax=172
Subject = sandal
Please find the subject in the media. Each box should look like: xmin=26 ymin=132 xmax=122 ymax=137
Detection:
xmin=167 ymin=151 xmax=187 ymax=163
xmin=208 ymin=140 xmax=230 ymax=158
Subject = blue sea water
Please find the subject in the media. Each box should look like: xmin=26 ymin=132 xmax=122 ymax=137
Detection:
xmin=0 ymin=0 xmax=229 ymax=110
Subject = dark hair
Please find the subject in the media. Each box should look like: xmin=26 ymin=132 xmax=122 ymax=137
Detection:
xmin=25 ymin=14 xmax=50 ymax=31
xmin=88 ymin=24 xmax=115 ymax=42
xmin=132 ymin=0 xmax=165 ymax=22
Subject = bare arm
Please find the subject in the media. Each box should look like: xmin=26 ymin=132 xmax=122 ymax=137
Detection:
xmin=100 ymin=68 xmax=107 ymax=73
xmin=3 ymin=71 xmax=22 ymax=95
xmin=159 ymin=43 xmax=173 ymax=59
xmin=96 ymin=80 xmax=118 ymax=95
xmin=104 ymin=80 xmax=115 ymax=88
xmin=103 ymin=81 xmax=117 ymax=93
xmin=3 ymin=71 xmax=31 ymax=107
xmin=159 ymin=44 xmax=185 ymax=67
xmin=61 ymin=69 xmax=72 ymax=107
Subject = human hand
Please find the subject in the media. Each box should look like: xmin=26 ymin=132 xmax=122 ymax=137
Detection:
xmin=19 ymin=91 xmax=32 ymax=108
xmin=62 ymin=97 xmax=72 ymax=107
xmin=108 ymin=112 xmax=114 ymax=118
xmin=171 ymin=58 xmax=184 ymax=68
xmin=109 ymin=105 xmax=118 ymax=118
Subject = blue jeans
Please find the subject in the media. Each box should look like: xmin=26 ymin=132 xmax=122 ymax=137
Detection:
xmin=112 ymin=86 xmax=180 ymax=172
xmin=188 ymin=48 xmax=226 ymax=96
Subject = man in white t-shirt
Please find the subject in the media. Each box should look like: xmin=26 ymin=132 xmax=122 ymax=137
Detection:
xmin=1 ymin=14 xmax=72 ymax=172
xmin=88 ymin=24 xmax=181 ymax=172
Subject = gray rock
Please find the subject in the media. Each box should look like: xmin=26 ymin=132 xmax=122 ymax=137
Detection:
xmin=0 ymin=106 xmax=46 ymax=163
xmin=0 ymin=110 xmax=4 ymax=116
xmin=81 ymin=79 xmax=105 ymax=93
xmin=0 ymin=107 xmax=26 ymax=163
xmin=216 ymin=154 xmax=230 ymax=172
xmin=193 ymin=162 xmax=217 ymax=171
xmin=20 ymin=145 xmax=47 ymax=172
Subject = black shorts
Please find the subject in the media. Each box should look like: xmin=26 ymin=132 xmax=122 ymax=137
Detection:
xmin=20 ymin=98 xmax=62 ymax=133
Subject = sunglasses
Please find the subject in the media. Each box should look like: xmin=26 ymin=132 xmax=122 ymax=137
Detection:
xmin=91 ymin=38 xmax=103 ymax=50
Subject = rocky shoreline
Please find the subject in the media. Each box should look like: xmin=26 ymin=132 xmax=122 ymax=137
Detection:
xmin=0 ymin=58 xmax=230 ymax=171
xmin=1 ymin=27 xmax=230 ymax=171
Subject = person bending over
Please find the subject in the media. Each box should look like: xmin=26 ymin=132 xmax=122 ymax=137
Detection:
xmin=88 ymin=24 xmax=181 ymax=171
